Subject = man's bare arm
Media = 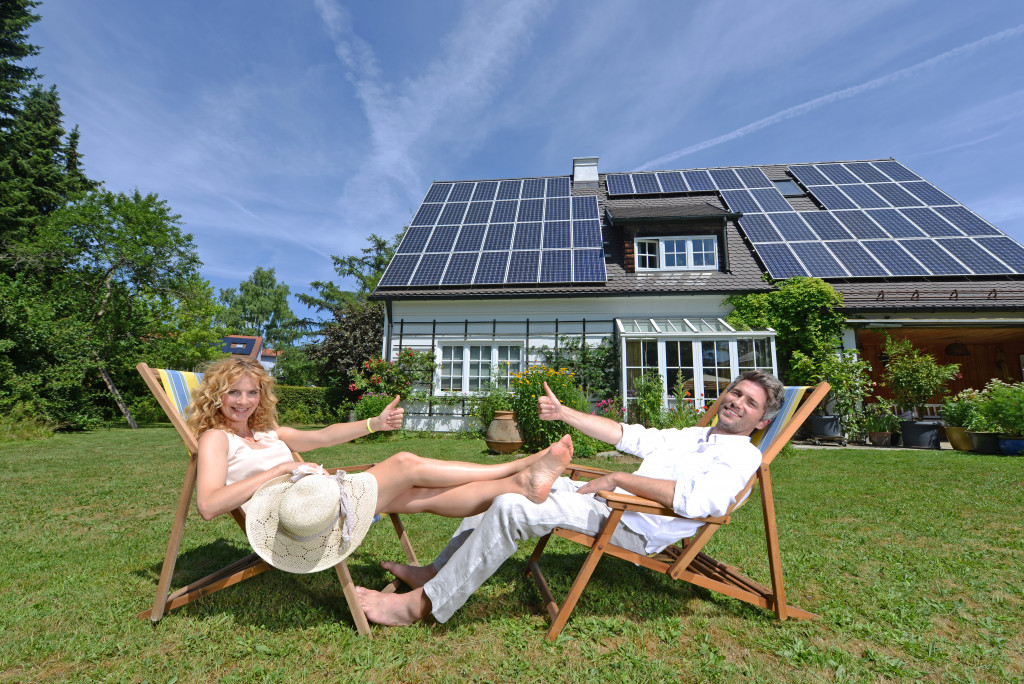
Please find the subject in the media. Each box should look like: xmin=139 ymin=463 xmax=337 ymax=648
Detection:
xmin=537 ymin=381 xmax=623 ymax=445
xmin=575 ymin=471 xmax=676 ymax=510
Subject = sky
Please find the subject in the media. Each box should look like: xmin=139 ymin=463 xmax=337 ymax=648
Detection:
xmin=28 ymin=0 xmax=1024 ymax=322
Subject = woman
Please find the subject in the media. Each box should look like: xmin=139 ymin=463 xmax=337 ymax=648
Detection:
xmin=187 ymin=357 xmax=572 ymax=568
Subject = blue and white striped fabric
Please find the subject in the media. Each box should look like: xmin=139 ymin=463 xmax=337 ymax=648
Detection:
xmin=157 ymin=369 xmax=203 ymax=417
xmin=749 ymin=386 xmax=810 ymax=453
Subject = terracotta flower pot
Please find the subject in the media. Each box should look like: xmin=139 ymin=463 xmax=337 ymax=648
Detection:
xmin=485 ymin=411 xmax=524 ymax=454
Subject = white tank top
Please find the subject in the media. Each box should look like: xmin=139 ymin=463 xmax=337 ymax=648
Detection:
xmin=219 ymin=429 xmax=295 ymax=512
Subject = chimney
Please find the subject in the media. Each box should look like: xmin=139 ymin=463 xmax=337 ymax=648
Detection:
xmin=572 ymin=156 xmax=599 ymax=189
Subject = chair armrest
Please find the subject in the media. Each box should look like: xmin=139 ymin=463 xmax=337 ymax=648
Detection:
xmin=562 ymin=464 xmax=615 ymax=479
xmin=598 ymin=490 xmax=730 ymax=525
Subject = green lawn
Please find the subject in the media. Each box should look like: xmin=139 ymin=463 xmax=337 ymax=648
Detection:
xmin=1 ymin=427 xmax=1021 ymax=682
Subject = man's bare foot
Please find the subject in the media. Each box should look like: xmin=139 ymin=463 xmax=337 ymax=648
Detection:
xmin=517 ymin=434 xmax=573 ymax=503
xmin=355 ymin=586 xmax=430 ymax=626
xmin=381 ymin=560 xmax=436 ymax=589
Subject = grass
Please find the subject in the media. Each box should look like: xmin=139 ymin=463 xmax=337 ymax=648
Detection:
xmin=1 ymin=426 xmax=1022 ymax=682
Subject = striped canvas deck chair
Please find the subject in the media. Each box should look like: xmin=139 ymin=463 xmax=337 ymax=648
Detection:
xmin=526 ymin=382 xmax=830 ymax=640
xmin=135 ymin=362 xmax=418 ymax=635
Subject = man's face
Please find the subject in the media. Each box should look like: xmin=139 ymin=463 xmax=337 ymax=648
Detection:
xmin=713 ymin=379 xmax=771 ymax=436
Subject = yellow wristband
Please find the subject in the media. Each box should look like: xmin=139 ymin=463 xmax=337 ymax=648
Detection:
xmin=366 ymin=418 xmax=374 ymax=433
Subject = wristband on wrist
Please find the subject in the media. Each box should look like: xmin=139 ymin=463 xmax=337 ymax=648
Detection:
xmin=366 ymin=418 xmax=374 ymax=433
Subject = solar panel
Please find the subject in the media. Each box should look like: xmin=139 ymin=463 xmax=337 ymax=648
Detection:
xmin=934 ymin=206 xmax=1000 ymax=236
xmin=465 ymin=201 xmax=493 ymax=224
xmin=442 ymin=252 xmax=479 ymax=285
xmin=900 ymin=208 xmax=962 ymax=237
xmin=750 ymin=187 xmax=792 ymax=212
xmin=425 ymin=226 xmax=458 ymax=252
xmin=873 ymin=160 xmax=921 ymax=181
xmin=816 ymin=163 xmax=860 ymax=185
xmin=682 ymin=170 xmax=716 ymax=191
xmin=483 ymin=224 xmax=513 ymax=251
xmin=826 ymin=241 xmax=889 ymax=276
xmin=720 ymin=189 xmax=761 ymax=213
xmin=512 ymin=223 xmax=541 ymax=249
xmin=756 ymin=243 xmax=807 ymax=278
xmin=738 ymin=215 xmax=782 ymax=243
xmin=810 ymin=186 xmax=858 ymax=210
xmin=424 ymin=183 xmax=452 ymax=203
xmin=869 ymin=183 xmax=922 ymax=207
xmin=735 ymin=167 xmax=773 ymax=188
xmin=709 ymin=168 xmax=744 ymax=189
xmin=497 ymin=179 xmax=521 ymax=200
xmin=975 ymin=237 xmax=1024 ymax=271
xmin=802 ymin=212 xmax=854 ymax=240
xmin=516 ymin=199 xmax=544 ymax=222
xmin=901 ymin=181 xmax=955 ymax=206
xmin=791 ymin=243 xmax=848 ymax=277
xmin=410 ymin=253 xmax=449 ymax=286
xmin=788 ymin=165 xmax=830 ymax=186
xmin=833 ymin=211 xmax=887 ymax=239
xmin=546 ymin=176 xmax=570 ymax=197
xmin=412 ymin=203 xmax=443 ymax=226
xmin=490 ymin=200 xmax=517 ymax=223
xmin=573 ymin=248 xmax=607 ymax=281
xmin=449 ymin=183 xmax=475 ymax=202
xmin=545 ymin=196 xmax=570 ymax=221
xmin=438 ymin=202 xmax=468 ymax=224
xmin=474 ymin=251 xmax=509 ymax=284
xmin=863 ymin=241 xmax=930 ymax=276
xmin=453 ymin=225 xmax=485 ymax=251
xmin=656 ymin=171 xmax=687 ymax=192
xmin=864 ymin=209 xmax=926 ymax=238
xmin=898 ymin=240 xmax=969 ymax=274
xmin=840 ymin=184 xmax=891 ymax=209
xmin=398 ymin=226 xmax=432 ymax=254
xmin=471 ymin=181 xmax=498 ymax=201
xmin=379 ymin=254 xmax=419 ymax=287
xmin=507 ymin=250 xmax=540 ymax=283
xmin=571 ymin=195 xmax=599 ymax=219
xmin=572 ymin=220 xmax=603 ymax=247
xmin=843 ymin=162 xmax=889 ymax=183
xmin=938 ymin=238 xmax=1012 ymax=274
xmin=540 ymin=250 xmax=572 ymax=282
xmin=521 ymin=178 xmax=546 ymax=199
xmin=606 ymin=174 xmax=634 ymax=195
xmin=768 ymin=213 xmax=817 ymax=241
xmin=631 ymin=172 xmax=661 ymax=193
xmin=543 ymin=221 xmax=571 ymax=249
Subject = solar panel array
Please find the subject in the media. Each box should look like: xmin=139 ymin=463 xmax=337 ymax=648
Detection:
xmin=380 ymin=177 xmax=607 ymax=288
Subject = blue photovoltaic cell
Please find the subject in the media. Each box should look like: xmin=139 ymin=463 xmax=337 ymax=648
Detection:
xmin=750 ymin=187 xmax=793 ymax=212
xmin=874 ymin=160 xmax=921 ymax=181
xmin=573 ymin=249 xmax=607 ymax=281
xmin=791 ymin=242 xmax=848 ymax=277
xmin=901 ymin=181 xmax=955 ymax=206
xmin=738 ymin=215 xmax=783 ymax=243
xmin=682 ymin=170 xmax=716 ymax=191
xmin=863 ymin=241 xmax=930 ymax=276
xmin=471 ymin=181 xmax=498 ymax=201
xmin=449 ymin=183 xmax=475 ymax=202
xmin=545 ymin=196 xmax=570 ymax=220
xmin=438 ymin=202 xmax=468 ymax=224
xmin=869 ymin=183 xmax=922 ymax=207
xmin=483 ymin=224 xmax=513 ymax=251
xmin=424 ymin=183 xmax=452 ymax=203
xmin=769 ymin=213 xmax=817 ymax=241
xmin=491 ymin=200 xmax=518 ymax=222
xmin=934 ymin=206 xmax=1000 ymax=236
xmin=425 ymin=226 xmax=458 ymax=252
xmin=900 ymin=208 xmax=962 ymax=237
xmin=938 ymin=238 xmax=1011 ymax=274
xmin=497 ymin=179 xmax=521 ymax=200
xmin=543 ymin=221 xmax=571 ymax=249
xmin=756 ymin=243 xmax=808 ymax=278
xmin=464 ymin=201 xmax=493 ymax=224
xmin=442 ymin=252 xmax=479 ymax=285
xmin=834 ymin=211 xmax=887 ymax=239
xmin=507 ymin=250 xmax=539 ymax=283
xmin=606 ymin=173 xmax=634 ymax=195
xmin=571 ymin=195 xmax=599 ymax=219
xmin=816 ymin=163 xmax=860 ymax=184
xmin=410 ymin=253 xmax=449 ymax=286
xmin=898 ymin=240 xmax=969 ymax=275
xmin=975 ymin=237 xmax=1024 ymax=271
xmin=379 ymin=254 xmax=419 ymax=287
xmin=513 ymin=223 xmax=541 ymax=250
xmin=735 ymin=167 xmax=773 ymax=188
xmin=802 ymin=212 xmax=854 ymax=240
xmin=810 ymin=185 xmax=858 ymax=210
xmin=453 ymin=225 xmax=485 ymax=252
xmin=521 ymin=178 xmax=546 ymax=199
xmin=631 ymin=173 xmax=661 ymax=193
xmin=864 ymin=209 xmax=925 ymax=238
xmin=827 ymin=241 xmax=889 ymax=276
xmin=546 ymin=177 xmax=570 ymax=197
xmin=517 ymin=199 xmax=544 ymax=222
xmin=540 ymin=250 xmax=572 ymax=282
xmin=397 ymin=226 xmax=432 ymax=254
xmin=840 ymin=184 xmax=891 ymax=209
xmin=411 ymin=203 xmax=443 ymax=226
xmin=709 ymin=168 xmax=744 ymax=189
xmin=572 ymin=220 xmax=603 ymax=247
xmin=789 ymin=165 xmax=830 ymax=186
xmin=844 ymin=162 xmax=889 ymax=183
xmin=473 ymin=252 xmax=509 ymax=284
xmin=656 ymin=171 xmax=687 ymax=192
xmin=720 ymin=189 xmax=761 ymax=213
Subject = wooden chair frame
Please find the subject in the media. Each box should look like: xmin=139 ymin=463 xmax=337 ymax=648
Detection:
xmin=135 ymin=362 xmax=419 ymax=636
xmin=526 ymin=382 xmax=830 ymax=640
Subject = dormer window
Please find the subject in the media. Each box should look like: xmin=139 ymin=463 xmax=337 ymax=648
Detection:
xmin=774 ymin=179 xmax=804 ymax=197
xmin=635 ymin=236 xmax=718 ymax=271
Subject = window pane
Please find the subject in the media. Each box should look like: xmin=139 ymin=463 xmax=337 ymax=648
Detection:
xmin=439 ymin=345 xmax=463 ymax=392
xmin=496 ymin=345 xmax=522 ymax=388
xmin=692 ymin=238 xmax=716 ymax=267
xmin=636 ymin=240 xmax=658 ymax=269
xmin=756 ymin=339 xmax=772 ymax=367
xmin=702 ymin=339 xmax=731 ymax=400
xmin=664 ymin=239 xmax=686 ymax=268
xmin=467 ymin=345 xmax=491 ymax=391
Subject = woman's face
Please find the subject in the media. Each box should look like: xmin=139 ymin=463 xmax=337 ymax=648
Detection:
xmin=219 ymin=374 xmax=260 ymax=430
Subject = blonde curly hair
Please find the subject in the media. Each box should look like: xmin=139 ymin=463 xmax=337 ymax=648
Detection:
xmin=186 ymin=357 xmax=278 ymax=437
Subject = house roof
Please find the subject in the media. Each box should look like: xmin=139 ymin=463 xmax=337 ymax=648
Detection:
xmin=221 ymin=335 xmax=263 ymax=357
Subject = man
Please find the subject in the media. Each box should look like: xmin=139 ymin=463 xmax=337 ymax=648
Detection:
xmin=355 ymin=369 xmax=785 ymax=626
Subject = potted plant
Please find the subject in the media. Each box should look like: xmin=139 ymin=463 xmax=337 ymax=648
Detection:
xmin=978 ymin=380 xmax=1024 ymax=456
xmin=474 ymin=376 xmax=523 ymax=454
xmin=940 ymin=389 xmax=985 ymax=451
xmin=791 ymin=347 xmax=872 ymax=444
xmin=880 ymin=336 xmax=960 ymax=449
xmin=861 ymin=399 xmax=900 ymax=446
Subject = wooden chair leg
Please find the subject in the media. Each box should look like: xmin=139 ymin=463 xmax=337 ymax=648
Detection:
xmin=149 ymin=459 xmax=199 ymax=622
xmin=759 ymin=467 xmax=789 ymax=620
xmin=335 ymin=561 xmax=372 ymax=637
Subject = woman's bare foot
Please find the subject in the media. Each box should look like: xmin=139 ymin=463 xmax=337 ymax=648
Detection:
xmin=517 ymin=434 xmax=573 ymax=503
xmin=355 ymin=586 xmax=430 ymax=626
xmin=381 ymin=560 xmax=436 ymax=589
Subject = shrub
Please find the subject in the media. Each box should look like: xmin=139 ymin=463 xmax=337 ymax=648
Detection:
xmin=861 ymin=399 xmax=899 ymax=433
xmin=275 ymin=385 xmax=349 ymax=425
xmin=977 ymin=380 xmax=1024 ymax=438
xmin=510 ymin=366 xmax=602 ymax=458
xmin=881 ymin=335 xmax=959 ymax=417
xmin=0 ymin=402 xmax=57 ymax=440
xmin=467 ymin=377 xmax=514 ymax=436
xmin=594 ymin=397 xmax=624 ymax=421
xmin=629 ymin=371 xmax=664 ymax=428
xmin=350 ymin=348 xmax=435 ymax=399
xmin=941 ymin=388 xmax=987 ymax=429
xmin=353 ymin=392 xmax=395 ymax=439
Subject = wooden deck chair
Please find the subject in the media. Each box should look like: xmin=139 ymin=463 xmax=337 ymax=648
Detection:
xmin=526 ymin=381 xmax=830 ymax=640
xmin=135 ymin=362 xmax=419 ymax=635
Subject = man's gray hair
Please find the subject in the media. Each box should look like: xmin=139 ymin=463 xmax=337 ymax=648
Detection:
xmin=725 ymin=370 xmax=786 ymax=423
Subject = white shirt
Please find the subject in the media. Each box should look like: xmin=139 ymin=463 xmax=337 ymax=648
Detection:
xmin=613 ymin=424 xmax=762 ymax=553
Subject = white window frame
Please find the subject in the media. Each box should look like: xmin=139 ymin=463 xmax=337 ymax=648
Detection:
xmin=634 ymin=236 xmax=718 ymax=271
xmin=436 ymin=342 xmax=524 ymax=394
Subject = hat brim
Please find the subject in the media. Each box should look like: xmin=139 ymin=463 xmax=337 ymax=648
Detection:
xmin=245 ymin=471 xmax=378 ymax=574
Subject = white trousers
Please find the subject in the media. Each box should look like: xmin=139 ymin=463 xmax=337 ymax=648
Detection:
xmin=423 ymin=477 xmax=649 ymax=623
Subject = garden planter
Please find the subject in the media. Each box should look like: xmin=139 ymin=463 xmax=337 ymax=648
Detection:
xmin=944 ymin=426 xmax=974 ymax=452
xmin=867 ymin=431 xmax=891 ymax=447
xmin=968 ymin=431 xmax=1001 ymax=455
xmin=997 ymin=436 xmax=1024 ymax=456
xmin=899 ymin=421 xmax=940 ymax=449
xmin=485 ymin=411 xmax=524 ymax=453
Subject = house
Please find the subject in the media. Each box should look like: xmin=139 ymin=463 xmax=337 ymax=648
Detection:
xmin=220 ymin=335 xmax=278 ymax=373
xmin=371 ymin=157 xmax=1024 ymax=429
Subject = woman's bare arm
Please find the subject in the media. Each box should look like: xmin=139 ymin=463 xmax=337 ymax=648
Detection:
xmin=194 ymin=430 xmax=298 ymax=520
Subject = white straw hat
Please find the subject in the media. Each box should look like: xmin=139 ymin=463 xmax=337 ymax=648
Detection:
xmin=245 ymin=470 xmax=378 ymax=574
